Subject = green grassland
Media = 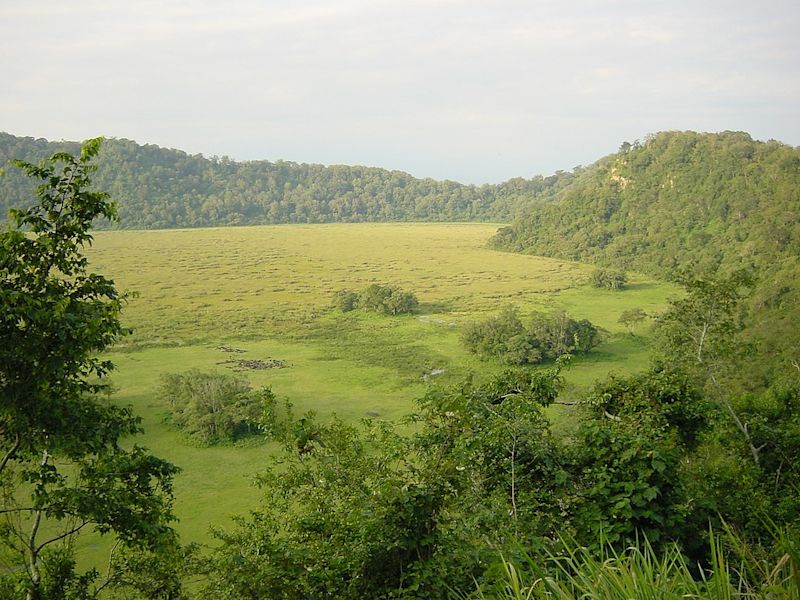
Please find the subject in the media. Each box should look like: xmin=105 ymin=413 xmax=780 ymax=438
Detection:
xmin=76 ymin=223 xmax=677 ymax=560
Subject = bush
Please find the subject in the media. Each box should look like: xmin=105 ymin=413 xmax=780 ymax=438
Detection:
xmin=159 ymin=370 xmax=275 ymax=444
xmin=462 ymin=306 xmax=599 ymax=364
xmin=333 ymin=283 xmax=419 ymax=315
xmin=618 ymin=307 xmax=647 ymax=334
xmin=592 ymin=268 xmax=627 ymax=289
xmin=333 ymin=289 xmax=359 ymax=312
xmin=528 ymin=310 xmax=599 ymax=356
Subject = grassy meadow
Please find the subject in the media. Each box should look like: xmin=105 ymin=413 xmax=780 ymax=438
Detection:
xmin=76 ymin=223 xmax=677 ymax=561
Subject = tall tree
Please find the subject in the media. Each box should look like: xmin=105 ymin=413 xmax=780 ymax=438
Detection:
xmin=0 ymin=139 xmax=180 ymax=598
xmin=655 ymin=269 xmax=761 ymax=464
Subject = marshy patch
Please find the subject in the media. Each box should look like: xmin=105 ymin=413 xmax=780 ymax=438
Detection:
xmin=218 ymin=358 xmax=290 ymax=371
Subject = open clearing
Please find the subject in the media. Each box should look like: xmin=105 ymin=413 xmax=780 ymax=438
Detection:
xmin=77 ymin=223 xmax=677 ymax=556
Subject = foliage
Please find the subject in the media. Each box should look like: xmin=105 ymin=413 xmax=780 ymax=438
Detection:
xmin=462 ymin=306 xmax=598 ymax=365
xmin=527 ymin=311 xmax=599 ymax=356
xmin=333 ymin=283 xmax=419 ymax=315
xmin=158 ymin=370 xmax=275 ymax=444
xmin=490 ymin=130 xmax=800 ymax=381
xmin=202 ymin=369 xmax=566 ymax=599
xmin=591 ymin=268 xmax=627 ymax=289
xmin=471 ymin=527 xmax=800 ymax=600
xmin=461 ymin=306 xmax=537 ymax=365
xmin=572 ymin=366 xmax=712 ymax=547
xmin=332 ymin=288 xmax=359 ymax=312
xmin=0 ymin=139 xmax=180 ymax=598
xmin=652 ymin=270 xmax=800 ymax=548
xmin=618 ymin=307 xmax=647 ymax=334
xmin=201 ymin=415 xmax=460 ymax=599
xmin=654 ymin=269 xmax=767 ymax=467
xmin=0 ymin=132 xmax=579 ymax=229
xmin=201 ymin=364 xmax=727 ymax=597
xmin=655 ymin=269 xmax=753 ymax=379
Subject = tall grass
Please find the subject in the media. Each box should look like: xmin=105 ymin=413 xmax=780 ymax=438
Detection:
xmin=470 ymin=528 xmax=800 ymax=599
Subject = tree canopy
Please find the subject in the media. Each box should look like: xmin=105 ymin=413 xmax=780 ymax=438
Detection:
xmin=0 ymin=132 xmax=575 ymax=229
xmin=490 ymin=130 xmax=800 ymax=381
xmin=0 ymin=139 xmax=180 ymax=598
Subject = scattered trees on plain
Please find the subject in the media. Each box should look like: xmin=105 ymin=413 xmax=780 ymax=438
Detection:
xmin=3 ymin=136 xmax=799 ymax=598
xmin=201 ymin=305 xmax=800 ymax=598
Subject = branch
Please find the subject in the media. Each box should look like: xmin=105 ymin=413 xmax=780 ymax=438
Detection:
xmin=0 ymin=507 xmax=36 ymax=515
xmin=510 ymin=433 xmax=518 ymax=537
xmin=697 ymin=321 xmax=709 ymax=363
xmin=0 ymin=432 xmax=21 ymax=476
xmin=26 ymin=449 xmax=50 ymax=595
xmin=709 ymin=371 xmax=760 ymax=466
xmin=35 ymin=519 xmax=92 ymax=554
xmin=93 ymin=540 xmax=122 ymax=597
xmin=491 ymin=388 xmax=524 ymax=404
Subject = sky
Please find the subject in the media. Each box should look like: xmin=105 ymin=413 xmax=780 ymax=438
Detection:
xmin=2 ymin=0 xmax=799 ymax=184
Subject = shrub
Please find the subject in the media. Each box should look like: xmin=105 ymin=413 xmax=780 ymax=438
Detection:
xmin=592 ymin=268 xmax=627 ymax=289
xmin=462 ymin=306 xmax=599 ymax=364
xmin=333 ymin=289 xmax=359 ymax=312
xmin=159 ymin=370 xmax=275 ymax=444
xmin=333 ymin=283 xmax=419 ymax=315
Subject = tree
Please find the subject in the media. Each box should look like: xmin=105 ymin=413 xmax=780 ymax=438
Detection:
xmin=461 ymin=305 xmax=539 ymax=364
xmin=332 ymin=289 xmax=359 ymax=312
xmin=159 ymin=370 xmax=274 ymax=444
xmin=0 ymin=139 xmax=180 ymax=598
xmin=573 ymin=366 xmax=711 ymax=547
xmin=354 ymin=283 xmax=419 ymax=315
xmin=202 ymin=369 xmax=566 ymax=599
xmin=655 ymin=269 xmax=761 ymax=464
xmin=592 ymin=268 xmax=627 ymax=289
xmin=462 ymin=307 xmax=599 ymax=365
xmin=618 ymin=308 xmax=647 ymax=335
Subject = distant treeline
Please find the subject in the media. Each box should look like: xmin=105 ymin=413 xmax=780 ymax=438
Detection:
xmin=490 ymin=130 xmax=800 ymax=379
xmin=0 ymin=132 xmax=574 ymax=228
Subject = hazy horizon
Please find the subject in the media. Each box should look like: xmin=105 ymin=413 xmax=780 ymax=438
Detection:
xmin=3 ymin=1 xmax=798 ymax=184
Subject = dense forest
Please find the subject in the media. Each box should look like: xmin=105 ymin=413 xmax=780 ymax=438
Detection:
xmin=0 ymin=132 xmax=573 ymax=228
xmin=491 ymin=130 xmax=800 ymax=382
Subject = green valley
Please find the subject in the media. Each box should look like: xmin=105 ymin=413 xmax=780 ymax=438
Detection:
xmin=2 ymin=133 xmax=799 ymax=599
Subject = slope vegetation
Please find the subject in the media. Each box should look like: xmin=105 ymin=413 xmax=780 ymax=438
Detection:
xmin=0 ymin=132 xmax=571 ymax=228
xmin=491 ymin=130 xmax=800 ymax=374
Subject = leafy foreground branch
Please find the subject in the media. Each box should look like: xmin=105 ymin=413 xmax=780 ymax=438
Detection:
xmin=0 ymin=140 xmax=182 ymax=598
xmin=196 ymin=335 xmax=799 ymax=600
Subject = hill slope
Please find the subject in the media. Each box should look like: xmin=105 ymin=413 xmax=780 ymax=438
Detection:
xmin=0 ymin=133 xmax=572 ymax=229
xmin=491 ymin=130 xmax=800 ymax=373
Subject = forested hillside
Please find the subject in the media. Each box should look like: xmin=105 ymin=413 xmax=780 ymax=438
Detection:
xmin=491 ymin=131 xmax=800 ymax=376
xmin=0 ymin=132 xmax=571 ymax=228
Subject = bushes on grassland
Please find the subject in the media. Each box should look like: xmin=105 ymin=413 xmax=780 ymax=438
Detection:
xmin=334 ymin=283 xmax=419 ymax=315
xmin=158 ymin=370 xmax=278 ymax=444
xmin=461 ymin=305 xmax=599 ymax=365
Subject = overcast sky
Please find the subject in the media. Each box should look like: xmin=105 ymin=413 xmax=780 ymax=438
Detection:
xmin=2 ymin=1 xmax=798 ymax=183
